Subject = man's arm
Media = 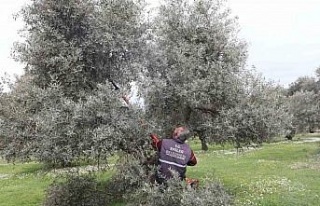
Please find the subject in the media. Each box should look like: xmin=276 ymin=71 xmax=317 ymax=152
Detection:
xmin=187 ymin=150 xmax=197 ymax=166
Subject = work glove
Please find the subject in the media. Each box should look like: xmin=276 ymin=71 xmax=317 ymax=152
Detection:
xmin=149 ymin=133 xmax=160 ymax=149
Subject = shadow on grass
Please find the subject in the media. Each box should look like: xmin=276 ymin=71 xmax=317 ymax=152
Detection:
xmin=19 ymin=163 xmax=46 ymax=174
xmin=15 ymin=163 xmax=46 ymax=175
xmin=0 ymin=161 xmax=46 ymax=176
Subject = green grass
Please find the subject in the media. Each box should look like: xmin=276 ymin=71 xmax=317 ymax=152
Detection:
xmin=188 ymin=141 xmax=320 ymax=206
xmin=0 ymin=161 xmax=52 ymax=206
xmin=0 ymin=136 xmax=320 ymax=206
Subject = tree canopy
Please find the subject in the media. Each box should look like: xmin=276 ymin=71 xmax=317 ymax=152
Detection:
xmin=0 ymin=0 xmax=296 ymax=164
xmin=142 ymin=0 xmax=290 ymax=149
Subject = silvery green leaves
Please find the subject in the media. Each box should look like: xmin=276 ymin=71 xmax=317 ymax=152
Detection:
xmin=0 ymin=0 xmax=148 ymax=165
xmin=0 ymin=78 xmax=149 ymax=166
xmin=142 ymin=0 xmax=292 ymax=149
xmin=15 ymin=0 xmax=145 ymax=99
xmin=127 ymin=175 xmax=233 ymax=206
xmin=209 ymin=73 xmax=293 ymax=148
xmin=143 ymin=0 xmax=250 ymax=146
xmin=289 ymin=91 xmax=319 ymax=133
xmin=286 ymin=69 xmax=320 ymax=134
xmin=1 ymin=0 xmax=293 ymax=164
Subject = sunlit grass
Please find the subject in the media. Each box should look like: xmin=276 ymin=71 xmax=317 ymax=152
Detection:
xmin=0 ymin=160 xmax=51 ymax=206
xmin=0 ymin=157 xmax=115 ymax=206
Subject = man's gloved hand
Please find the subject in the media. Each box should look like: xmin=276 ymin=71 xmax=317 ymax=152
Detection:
xmin=150 ymin=133 xmax=159 ymax=142
xmin=149 ymin=133 xmax=160 ymax=149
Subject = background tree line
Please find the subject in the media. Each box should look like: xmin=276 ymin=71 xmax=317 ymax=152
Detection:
xmin=286 ymin=67 xmax=320 ymax=133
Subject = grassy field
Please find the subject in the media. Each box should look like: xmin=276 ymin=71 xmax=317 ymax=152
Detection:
xmin=0 ymin=162 xmax=52 ymax=206
xmin=0 ymin=134 xmax=319 ymax=206
xmin=188 ymin=135 xmax=320 ymax=206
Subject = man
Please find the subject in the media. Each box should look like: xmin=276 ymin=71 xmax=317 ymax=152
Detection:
xmin=150 ymin=126 xmax=197 ymax=184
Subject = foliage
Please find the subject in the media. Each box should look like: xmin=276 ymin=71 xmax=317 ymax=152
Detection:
xmin=0 ymin=75 xmax=42 ymax=162
xmin=0 ymin=77 xmax=150 ymax=166
xmin=1 ymin=0 xmax=149 ymax=166
xmin=142 ymin=0 xmax=291 ymax=149
xmin=285 ymin=68 xmax=320 ymax=133
xmin=105 ymin=154 xmax=154 ymax=201
xmin=287 ymin=76 xmax=318 ymax=96
xmin=43 ymin=174 xmax=109 ymax=206
xmin=288 ymin=91 xmax=320 ymax=133
xmin=208 ymin=73 xmax=293 ymax=147
xmin=14 ymin=0 xmax=145 ymax=99
xmin=127 ymin=174 xmax=233 ymax=206
xmin=144 ymin=0 xmax=246 ymax=133
xmin=1 ymin=0 xmax=294 ymax=163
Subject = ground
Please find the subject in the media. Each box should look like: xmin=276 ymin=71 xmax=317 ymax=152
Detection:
xmin=0 ymin=134 xmax=320 ymax=206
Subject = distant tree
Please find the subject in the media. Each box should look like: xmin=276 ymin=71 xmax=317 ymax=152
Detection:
xmin=211 ymin=73 xmax=293 ymax=148
xmin=0 ymin=75 xmax=40 ymax=162
xmin=315 ymin=66 xmax=320 ymax=92
xmin=0 ymin=80 xmax=3 ymax=94
xmin=315 ymin=66 xmax=320 ymax=79
xmin=287 ymin=76 xmax=318 ymax=96
xmin=288 ymin=91 xmax=319 ymax=133
xmin=285 ymin=67 xmax=320 ymax=133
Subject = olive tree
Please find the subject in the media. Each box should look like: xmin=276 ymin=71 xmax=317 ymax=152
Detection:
xmin=286 ymin=67 xmax=320 ymax=133
xmin=288 ymin=91 xmax=319 ymax=133
xmin=0 ymin=75 xmax=41 ymax=162
xmin=1 ymin=0 xmax=148 ymax=166
xmin=210 ymin=72 xmax=293 ymax=147
xmin=0 ymin=74 xmax=150 ymax=167
xmin=142 ymin=0 xmax=292 ymax=149
xmin=143 ymin=0 xmax=244 ymax=145
xmin=287 ymin=76 xmax=318 ymax=96
xmin=14 ymin=0 xmax=145 ymax=98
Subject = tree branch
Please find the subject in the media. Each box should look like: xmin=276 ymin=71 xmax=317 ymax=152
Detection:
xmin=193 ymin=106 xmax=220 ymax=116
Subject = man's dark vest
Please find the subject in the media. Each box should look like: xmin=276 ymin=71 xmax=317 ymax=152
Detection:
xmin=158 ymin=138 xmax=192 ymax=179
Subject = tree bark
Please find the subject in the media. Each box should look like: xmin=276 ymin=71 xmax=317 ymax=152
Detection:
xmin=198 ymin=134 xmax=208 ymax=151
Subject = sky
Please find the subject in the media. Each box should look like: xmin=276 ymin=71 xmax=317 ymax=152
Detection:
xmin=227 ymin=0 xmax=320 ymax=86
xmin=0 ymin=0 xmax=26 ymax=80
xmin=1 ymin=0 xmax=320 ymax=87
